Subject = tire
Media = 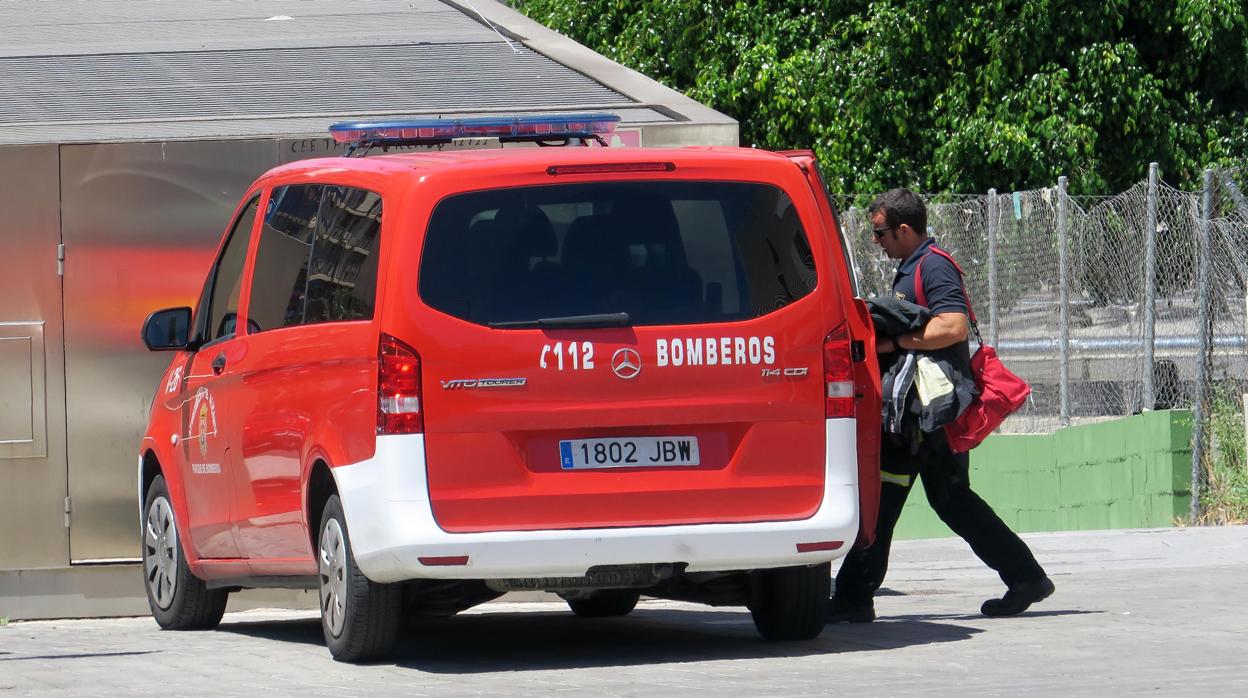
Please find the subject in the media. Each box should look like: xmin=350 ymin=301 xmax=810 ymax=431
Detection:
xmin=566 ymin=590 xmax=641 ymax=618
xmin=142 ymin=475 xmax=229 ymax=630
xmin=318 ymin=494 xmax=402 ymax=662
xmin=748 ymin=563 xmax=830 ymax=641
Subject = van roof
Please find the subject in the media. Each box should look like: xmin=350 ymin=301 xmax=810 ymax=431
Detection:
xmin=265 ymin=146 xmax=797 ymax=181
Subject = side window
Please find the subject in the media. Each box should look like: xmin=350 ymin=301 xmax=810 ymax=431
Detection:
xmin=247 ymin=184 xmax=382 ymax=331
xmin=305 ymin=187 xmax=382 ymax=323
xmin=202 ymin=196 xmax=259 ymax=344
xmin=247 ymin=184 xmax=324 ymax=331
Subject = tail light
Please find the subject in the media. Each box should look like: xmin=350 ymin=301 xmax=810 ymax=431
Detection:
xmin=378 ymin=333 xmax=422 ymax=434
xmin=824 ymin=323 xmax=855 ymax=418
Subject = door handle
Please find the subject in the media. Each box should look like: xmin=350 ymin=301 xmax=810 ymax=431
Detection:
xmin=211 ymin=353 xmax=227 ymax=375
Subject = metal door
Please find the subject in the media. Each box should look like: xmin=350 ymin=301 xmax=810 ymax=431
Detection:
xmin=60 ymin=140 xmax=278 ymax=562
xmin=0 ymin=145 xmax=70 ymax=570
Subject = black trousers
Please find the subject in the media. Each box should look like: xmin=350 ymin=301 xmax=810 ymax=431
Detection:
xmin=835 ymin=429 xmax=1046 ymax=606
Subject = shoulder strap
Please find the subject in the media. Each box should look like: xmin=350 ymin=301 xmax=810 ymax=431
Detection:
xmin=913 ymin=246 xmax=978 ymax=325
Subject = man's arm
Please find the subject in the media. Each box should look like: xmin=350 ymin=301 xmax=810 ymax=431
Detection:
xmin=878 ymin=312 xmax=969 ymax=352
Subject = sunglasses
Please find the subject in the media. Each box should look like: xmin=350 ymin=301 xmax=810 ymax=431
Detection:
xmin=872 ymin=225 xmax=896 ymax=238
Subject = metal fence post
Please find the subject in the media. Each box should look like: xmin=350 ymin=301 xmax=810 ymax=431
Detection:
xmin=987 ymin=189 xmax=999 ymax=346
xmin=1057 ymin=176 xmax=1071 ymax=426
xmin=1191 ymin=167 xmax=1214 ymax=521
xmin=1142 ymin=163 xmax=1159 ymax=411
xmin=1222 ymin=172 xmax=1248 ymax=220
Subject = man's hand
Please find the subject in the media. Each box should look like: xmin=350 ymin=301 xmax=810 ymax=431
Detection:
xmin=876 ymin=336 xmax=897 ymax=354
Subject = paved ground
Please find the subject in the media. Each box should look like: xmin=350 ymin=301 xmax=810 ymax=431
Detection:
xmin=2 ymin=526 xmax=1245 ymax=696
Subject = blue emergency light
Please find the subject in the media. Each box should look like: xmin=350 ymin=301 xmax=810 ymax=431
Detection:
xmin=328 ymin=113 xmax=621 ymax=154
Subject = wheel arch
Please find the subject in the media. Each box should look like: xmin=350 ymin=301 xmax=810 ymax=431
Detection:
xmin=139 ymin=443 xmax=178 ymax=528
xmin=306 ymin=458 xmax=337 ymax=555
xmin=139 ymin=441 xmax=201 ymax=573
xmin=141 ymin=449 xmax=163 ymax=504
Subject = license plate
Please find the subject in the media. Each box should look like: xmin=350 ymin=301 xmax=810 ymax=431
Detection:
xmin=559 ymin=436 xmax=700 ymax=469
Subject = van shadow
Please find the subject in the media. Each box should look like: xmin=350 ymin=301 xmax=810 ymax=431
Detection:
xmin=218 ymin=605 xmax=983 ymax=672
xmin=886 ymin=609 xmax=1100 ymax=622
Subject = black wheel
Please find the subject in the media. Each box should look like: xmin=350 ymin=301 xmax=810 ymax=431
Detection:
xmin=748 ymin=563 xmax=830 ymax=641
xmin=142 ymin=475 xmax=229 ymax=630
xmin=566 ymin=589 xmax=642 ymax=618
xmin=318 ymin=494 xmax=402 ymax=662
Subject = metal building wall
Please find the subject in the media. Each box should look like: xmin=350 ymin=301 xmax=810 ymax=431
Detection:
xmin=59 ymin=140 xmax=282 ymax=561
xmin=0 ymin=146 xmax=69 ymax=569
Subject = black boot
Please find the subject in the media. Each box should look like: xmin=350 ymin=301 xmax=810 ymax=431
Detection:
xmin=981 ymin=576 xmax=1055 ymax=617
xmin=826 ymin=597 xmax=875 ymax=624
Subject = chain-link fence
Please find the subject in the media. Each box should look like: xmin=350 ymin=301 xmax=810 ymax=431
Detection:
xmin=837 ymin=166 xmax=1248 ymax=519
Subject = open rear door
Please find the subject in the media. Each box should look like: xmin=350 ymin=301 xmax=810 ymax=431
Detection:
xmin=782 ymin=151 xmax=882 ymax=545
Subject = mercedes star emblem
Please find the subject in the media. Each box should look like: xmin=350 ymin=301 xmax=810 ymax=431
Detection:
xmin=611 ymin=348 xmax=642 ymax=380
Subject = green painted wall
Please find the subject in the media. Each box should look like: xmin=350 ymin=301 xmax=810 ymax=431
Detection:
xmin=894 ymin=410 xmax=1193 ymax=540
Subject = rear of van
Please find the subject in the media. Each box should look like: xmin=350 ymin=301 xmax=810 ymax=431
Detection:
xmin=330 ymin=149 xmax=872 ymax=639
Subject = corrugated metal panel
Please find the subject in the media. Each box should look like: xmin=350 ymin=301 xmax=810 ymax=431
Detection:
xmin=0 ymin=0 xmax=700 ymax=145
xmin=0 ymin=1 xmax=495 ymax=56
xmin=0 ymin=43 xmax=632 ymax=128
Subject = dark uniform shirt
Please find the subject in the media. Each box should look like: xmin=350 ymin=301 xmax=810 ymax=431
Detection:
xmin=888 ymin=237 xmax=974 ymax=373
xmin=892 ymin=237 xmax=969 ymax=316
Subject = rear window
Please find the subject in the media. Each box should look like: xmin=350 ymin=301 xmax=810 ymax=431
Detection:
xmin=418 ymin=181 xmax=817 ymax=326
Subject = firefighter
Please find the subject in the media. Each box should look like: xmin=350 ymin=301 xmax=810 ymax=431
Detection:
xmin=829 ymin=188 xmax=1055 ymax=622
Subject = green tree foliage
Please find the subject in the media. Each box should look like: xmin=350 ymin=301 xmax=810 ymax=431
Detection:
xmin=512 ymin=0 xmax=1248 ymax=194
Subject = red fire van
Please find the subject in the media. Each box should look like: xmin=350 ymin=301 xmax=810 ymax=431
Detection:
xmin=138 ymin=114 xmax=881 ymax=661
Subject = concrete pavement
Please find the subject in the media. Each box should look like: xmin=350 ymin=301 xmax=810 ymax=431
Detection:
xmin=1 ymin=525 xmax=1245 ymax=696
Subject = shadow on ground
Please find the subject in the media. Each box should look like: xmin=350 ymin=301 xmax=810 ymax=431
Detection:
xmin=218 ymin=605 xmax=987 ymax=672
xmin=885 ymin=609 xmax=1100 ymax=622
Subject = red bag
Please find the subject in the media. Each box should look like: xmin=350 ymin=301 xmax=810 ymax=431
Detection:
xmin=915 ymin=247 xmax=1031 ymax=453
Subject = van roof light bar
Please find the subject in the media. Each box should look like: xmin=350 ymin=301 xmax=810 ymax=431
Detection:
xmin=329 ymin=113 xmax=622 ymax=156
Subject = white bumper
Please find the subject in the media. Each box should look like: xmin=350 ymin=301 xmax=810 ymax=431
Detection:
xmin=332 ymin=421 xmax=860 ymax=583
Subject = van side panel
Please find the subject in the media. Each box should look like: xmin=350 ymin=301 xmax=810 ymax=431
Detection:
xmin=228 ymin=322 xmax=376 ymax=563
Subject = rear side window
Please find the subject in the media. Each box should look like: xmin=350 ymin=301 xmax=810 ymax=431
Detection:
xmin=248 ymin=185 xmax=382 ymax=331
xmin=418 ymin=182 xmax=817 ymax=326
xmin=305 ymin=187 xmax=382 ymax=323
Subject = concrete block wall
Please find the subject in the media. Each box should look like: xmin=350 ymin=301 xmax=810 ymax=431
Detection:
xmin=894 ymin=410 xmax=1193 ymax=540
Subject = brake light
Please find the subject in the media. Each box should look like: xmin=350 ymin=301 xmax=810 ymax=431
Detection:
xmin=378 ymin=334 xmax=422 ymax=434
xmin=824 ymin=323 xmax=855 ymax=418
xmin=546 ymin=162 xmax=676 ymax=176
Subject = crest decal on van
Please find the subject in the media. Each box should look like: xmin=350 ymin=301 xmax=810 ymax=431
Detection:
xmin=188 ymin=387 xmax=218 ymax=459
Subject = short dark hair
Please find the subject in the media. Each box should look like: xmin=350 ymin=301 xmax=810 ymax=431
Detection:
xmin=869 ymin=188 xmax=927 ymax=237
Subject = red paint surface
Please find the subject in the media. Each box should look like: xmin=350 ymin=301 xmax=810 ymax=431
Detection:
xmin=140 ymin=146 xmax=872 ymax=569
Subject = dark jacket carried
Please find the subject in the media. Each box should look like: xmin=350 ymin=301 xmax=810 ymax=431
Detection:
xmin=868 ymin=297 xmax=977 ymax=436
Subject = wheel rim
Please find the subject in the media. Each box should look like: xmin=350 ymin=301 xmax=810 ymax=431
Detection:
xmin=319 ymin=518 xmax=348 ymax=638
xmin=144 ymin=496 xmax=178 ymax=610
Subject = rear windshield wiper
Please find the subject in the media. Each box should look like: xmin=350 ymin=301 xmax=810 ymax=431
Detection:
xmin=488 ymin=312 xmax=631 ymax=329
